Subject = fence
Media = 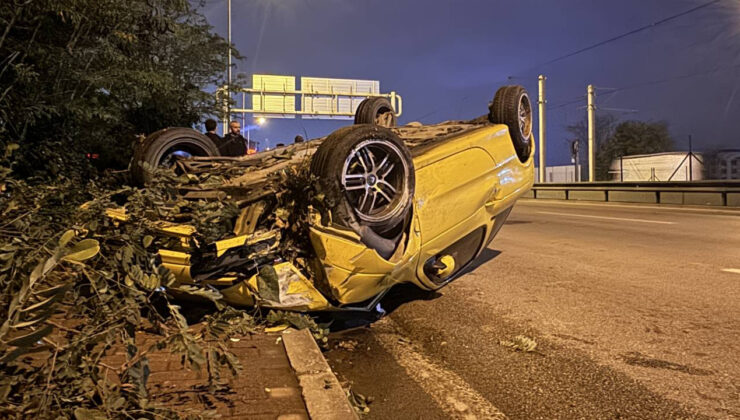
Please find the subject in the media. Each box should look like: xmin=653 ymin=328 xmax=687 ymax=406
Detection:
xmin=526 ymin=181 xmax=740 ymax=207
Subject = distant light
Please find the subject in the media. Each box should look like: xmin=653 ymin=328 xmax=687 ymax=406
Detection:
xmin=257 ymin=117 xmax=266 ymax=125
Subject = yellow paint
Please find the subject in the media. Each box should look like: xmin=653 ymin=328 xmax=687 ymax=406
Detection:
xmin=214 ymin=230 xmax=279 ymax=257
xmin=220 ymin=281 xmax=256 ymax=306
xmin=104 ymin=207 xmax=128 ymax=221
xmin=307 ymin=210 xmax=424 ymax=304
xmin=154 ymin=222 xmax=197 ymax=237
xmin=202 ymin=276 xmax=239 ymax=286
xmin=158 ymin=249 xmax=191 ymax=265
xmin=410 ymin=124 xmax=534 ymax=289
xmin=414 ymin=147 xmax=496 ymax=240
xmin=158 ymin=249 xmax=193 ymax=283
xmin=265 ymin=324 xmax=290 ymax=333
xmin=215 ymin=235 xmax=249 ymax=257
xmin=437 ymin=255 xmax=456 ymax=278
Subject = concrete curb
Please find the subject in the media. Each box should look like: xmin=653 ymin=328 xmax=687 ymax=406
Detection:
xmin=282 ymin=329 xmax=358 ymax=420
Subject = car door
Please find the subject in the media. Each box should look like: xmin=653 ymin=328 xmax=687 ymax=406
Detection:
xmin=412 ymin=140 xmax=498 ymax=286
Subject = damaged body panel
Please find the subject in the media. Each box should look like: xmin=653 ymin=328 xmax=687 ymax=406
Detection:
xmin=128 ymin=86 xmax=535 ymax=312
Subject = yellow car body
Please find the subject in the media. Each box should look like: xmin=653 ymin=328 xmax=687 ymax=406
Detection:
xmin=307 ymin=123 xmax=534 ymax=307
xmin=154 ymin=121 xmax=534 ymax=311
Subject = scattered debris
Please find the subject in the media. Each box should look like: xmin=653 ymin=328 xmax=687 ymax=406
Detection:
xmin=336 ymin=340 xmax=359 ymax=351
xmin=447 ymin=396 xmax=470 ymax=413
xmin=265 ymin=324 xmax=290 ymax=333
xmin=499 ymin=335 xmax=539 ymax=353
xmin=347 ymin=388 xmax=373 ymax=415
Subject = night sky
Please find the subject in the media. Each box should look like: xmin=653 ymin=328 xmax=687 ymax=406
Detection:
xmin=200 ymin=0 xmax=740 ymax=166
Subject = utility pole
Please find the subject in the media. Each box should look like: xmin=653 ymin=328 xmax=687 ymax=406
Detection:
xmin=688 ymin=134 xmax=693 ymax=181
xmin=587 ymin=84 xmax=596 ymax=182
xmin=538 ymin=75 xmax=546 ymax=184
xmin=227 ymin=0 xmax=232 ymax=118
xmin=570 ymin=139 xmax=580 ymax=182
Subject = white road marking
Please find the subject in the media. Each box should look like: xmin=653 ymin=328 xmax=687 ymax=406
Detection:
xmin=374 ymin=318 xmax=506 ymax=420
xmin=537 ymin=211 xmax=676 ymax=225
xmin=721 ymin=268 xmax=740 ymax=275
xmin=520 ymin=199 xmax=740 ymax=216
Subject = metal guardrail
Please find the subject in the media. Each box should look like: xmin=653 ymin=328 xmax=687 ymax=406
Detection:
xmin=526 ymin=181 xmax=740 ymax=207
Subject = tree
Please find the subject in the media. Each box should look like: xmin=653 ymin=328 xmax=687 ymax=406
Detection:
xmin=597 ymin=120 xmax=674 ymax=180
xmin=565 ymin=114 xmax=618 ymax=181
xmin=0 ymin=0 xmax=238 ymax=175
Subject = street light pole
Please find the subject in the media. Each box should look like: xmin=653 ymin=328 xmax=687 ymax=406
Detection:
xmin=587 ymin=84 xmax=596 ymax=182
xmin=227 ymin=0 xmax=232 ymax=118
xmin=688 ymin=134 xmax=693 ymax=181
xmin=538 ymin=75 xmax=547 ymax=184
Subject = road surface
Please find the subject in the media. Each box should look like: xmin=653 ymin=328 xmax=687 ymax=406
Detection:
xmin=325 ymin=199 xmax=740 ymax=419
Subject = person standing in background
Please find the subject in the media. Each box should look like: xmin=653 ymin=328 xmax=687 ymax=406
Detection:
xmin=204 ymin=119 xmax=222 ymax=152
xmin=220 ymin=120 xmax=248 ymax=156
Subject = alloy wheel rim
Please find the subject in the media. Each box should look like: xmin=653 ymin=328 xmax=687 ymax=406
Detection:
xmin=341 ymin=139 xmax=409 ymax=223
xmin=518 ymin=93 xmax=533 ymax=139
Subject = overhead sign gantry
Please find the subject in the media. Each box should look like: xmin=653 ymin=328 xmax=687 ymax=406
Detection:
xmin=219 ymin=74 xmax=402 ymax=128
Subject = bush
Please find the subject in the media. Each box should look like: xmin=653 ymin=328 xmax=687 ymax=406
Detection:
xmin=0 ymin=0 xmax=236 ymax=175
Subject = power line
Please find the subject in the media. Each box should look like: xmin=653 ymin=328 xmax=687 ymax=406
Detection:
xmin=548 ymin=62 xmax=740 ymax=111
xmin=513 ymin=0 xmax=723 ymax=75
xmin=609 ymin=63 xmax=740 ymax=92
xmin=412 ymin=0 xmax=727 ymax=121
xmin=549 ymin=97 xmax=585 ymax=110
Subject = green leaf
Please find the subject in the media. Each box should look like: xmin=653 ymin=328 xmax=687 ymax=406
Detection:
xmin=35 ymin=283 xmax=72 ymax=298
xmin=63 ymin=239 xmax=100 ymax=262
xmin=142 ymin=235 xmax=154 ymax=248
xmin=74 ymin=408 xmax=108 ymax=420
xmin=12 ymin=308 xmax=54 ymax=329
xmin=59 ymin=229 xmax=76 ymax=247
xmin=19 ymin=291 xmax=64 ymax=315
xmin=140 ymin=273 xmax=160 ymax=291
xmin=0 ymin=347 xmax=28 ymax=364
xmin=170 ymin=285 xmax=223 ymax=306
xmin=257 ymin=265 xmax=281 ymax=302
xmin=6 ymin=324 xmax=53 ymax=347
xmin=29 ymin=253 xmax=60 ymax=288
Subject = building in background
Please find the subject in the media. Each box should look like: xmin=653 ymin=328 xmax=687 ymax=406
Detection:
xmin=534 ymin=150 xmax=740 ymax=183
xmin=705 ymin=149 xmax=740 ymax=180
xmin=608 ymin=152 xmax=703 ymax=181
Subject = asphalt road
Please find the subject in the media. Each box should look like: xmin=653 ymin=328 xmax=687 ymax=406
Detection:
xmin=324 ymin=199 xmax=740 ymax=419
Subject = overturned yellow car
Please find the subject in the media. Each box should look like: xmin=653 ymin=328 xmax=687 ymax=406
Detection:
xmin=130 ymin=86 xmax=535 ymax=311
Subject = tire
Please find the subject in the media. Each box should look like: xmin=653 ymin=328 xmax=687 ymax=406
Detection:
xmin=310 ymin=125 xmax=414 ymax=236
xmin=489 ymin=86 xmax=534 ymax=162
xmin=130 ymin=127 xmax=220 ymax=185
xmin=354 ymin=97 xmax=397 ymax=128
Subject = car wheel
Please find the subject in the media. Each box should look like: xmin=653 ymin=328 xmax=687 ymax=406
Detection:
xmin=311 ymin=125 xmax=414 ymax=237
xmin=354 ymin=97 xmax=397 ymax=128
xmin=489 ymin=85 xmax=534 ymax=162
xmin=130 ymin=127 xmax=220 ymax=185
